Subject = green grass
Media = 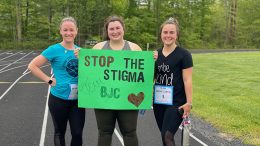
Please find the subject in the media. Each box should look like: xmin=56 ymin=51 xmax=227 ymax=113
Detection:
xmin=192 ymin=52 xmax=260 ymax=146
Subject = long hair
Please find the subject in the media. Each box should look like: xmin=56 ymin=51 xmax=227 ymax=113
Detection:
xmin=103 ymin=15 xmax=125 ymax=41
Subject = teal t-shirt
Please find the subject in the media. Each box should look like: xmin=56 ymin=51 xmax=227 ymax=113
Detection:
xmin=42 ymin=43 xmax=79 ymax=100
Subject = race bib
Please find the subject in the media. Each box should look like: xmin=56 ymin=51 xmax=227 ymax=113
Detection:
xmin=154 ymin=85 xmax=174 ymax=105
xmin=69 ymin=84 xmax=78 ymax=99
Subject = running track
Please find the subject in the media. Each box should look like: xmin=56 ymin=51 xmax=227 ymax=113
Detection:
xmin=0 ymin=50 xmax=214 ymax=146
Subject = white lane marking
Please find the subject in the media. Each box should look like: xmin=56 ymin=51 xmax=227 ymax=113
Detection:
xmin=190 ymin=133 xmax=208 ymax=146
xmin=114 ymin=129 xmax=125 ymax=146
xmin=0 ymin=51 xmax=33 ymax=72
xmin=0 ymin=60 xmax=32 ymax=65
xmin=0 ymin=69 xmax=30 ymax=100
xmin=18 ymin=82 xmax=45 ymax=83
xmin=39 ymin=82 xmax=51 ymax=146
xmin=0 ymin=51 xmax=11 ymax=56
xmin=0 ymin=64 xmax=49 ymax=74
xmin=39 ymin=72 xmax=53 ymax=146
xmin=0 ymin=65 xmax=50 ymax=101
xmin=179 ymin=126 xmax=208 ymax=146
xmin=0 ymin=51 xmax=22 ymax=61
xmin=0 ymin=82 xmax=45 ymax=84
xmin=0 ymin=64 xmax=28 ymax=74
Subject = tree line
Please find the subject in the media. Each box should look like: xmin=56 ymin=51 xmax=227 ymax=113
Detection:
xmin=0 ymin=0 xmax=259 ymax=50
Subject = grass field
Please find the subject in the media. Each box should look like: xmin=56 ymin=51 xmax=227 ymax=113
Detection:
xmin=192 ymin=51 xmax=260 ymax=146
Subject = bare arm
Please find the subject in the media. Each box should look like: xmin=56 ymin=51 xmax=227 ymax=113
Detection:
xmin=92 ymin=42 xmax=106 ymax=50
xmin=28 ymin=55 xmax=55 ymax=85
xmin=179 ymin=67 xmax=193 ymax=117
xmin=74 ymin=42 xmax=104 ymax=59
xmin=128 ymin=42 xmax=142 ymax=51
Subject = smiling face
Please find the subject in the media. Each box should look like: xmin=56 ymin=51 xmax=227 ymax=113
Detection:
xmin=107 ymin=21 xmax=124 ymax=41
xmin=60 ymin=21 xmax=78 ymax=44
xmin=161 ymin=24 xmax=178 ymax=46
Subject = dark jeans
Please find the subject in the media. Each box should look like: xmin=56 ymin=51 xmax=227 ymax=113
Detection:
xmin=48 ymin=93 xmax=85 ymax=146
xmin=94 ymin=109 xmax=139 ymax=146
xmin=153 ymin=104 xmax=183 ymax=146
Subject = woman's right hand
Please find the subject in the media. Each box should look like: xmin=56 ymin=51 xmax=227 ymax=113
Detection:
xmin=74 ymin=48 xmax=80 ymax=58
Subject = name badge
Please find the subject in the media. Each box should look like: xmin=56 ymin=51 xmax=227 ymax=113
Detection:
xmin=154 ymin=85 xmax=174 ymax=105
xmin=69 ymin=84 xmax=78 ymax=99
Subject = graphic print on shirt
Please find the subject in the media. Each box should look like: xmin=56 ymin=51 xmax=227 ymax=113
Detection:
xmin=156 ymin=62 xmax=174 ymax=86
xmin=64 ymin=56 xmax=78 ymax=77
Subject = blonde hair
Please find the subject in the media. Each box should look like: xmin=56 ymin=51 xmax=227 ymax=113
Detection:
xmin=59 ymin=16 xmax=77 ymax=29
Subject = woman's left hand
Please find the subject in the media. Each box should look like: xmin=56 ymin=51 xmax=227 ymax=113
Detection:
xmin=178 ymin=103 xmax=192 ymax=118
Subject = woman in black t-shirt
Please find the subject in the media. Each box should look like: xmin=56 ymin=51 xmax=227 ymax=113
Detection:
xmin=153 ymin=17 xmax=193 ymax=146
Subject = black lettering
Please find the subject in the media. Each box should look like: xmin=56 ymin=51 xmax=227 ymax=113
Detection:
xmin=128 ymin=72 xmax=136 ymax=82
xmin=122 ymin=70 xmax=128 ymax=81
xmin=111 ymin=70 xmax=117 ymax=80
xmin=123 ymin=58 xmax=130 ymax=69
xmin=139 ymin=59 xmax=144 ymax=70
xmin=104 ymin=69 xmax=109 ymax=80
xmin=131 ymin=59 xmax=138 ymax=69
xmin=137 ymin=72 xmax=144 ymax=82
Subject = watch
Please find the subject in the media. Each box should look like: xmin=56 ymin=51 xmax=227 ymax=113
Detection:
xmin=48 ymin=79 xmax=53 ymax=85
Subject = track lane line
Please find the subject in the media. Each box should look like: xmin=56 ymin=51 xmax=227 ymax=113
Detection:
xmin=0 ymin=51 xmax=22 ymax=61
xmin=0 ymin=51 xmax=33 ymax=72
xmin=0 ymin=64 xmax=49 ymax=74
xmin=39 ymin=73 xmax=53 ymax=146
xmin=0 ymin=69 xmax=30 ymax=100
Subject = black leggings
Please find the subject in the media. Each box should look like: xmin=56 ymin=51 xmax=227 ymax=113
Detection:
xmin=48 ymin=93 xmax=85 ymax=146
xmin=94 ymin=109 xmax=139 ymax=146
xmin=153 ymin=105 xmax=183 ymax=146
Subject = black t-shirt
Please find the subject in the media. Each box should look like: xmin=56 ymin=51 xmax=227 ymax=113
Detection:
xmin=154 ymin=46 xmax=193 ymax=106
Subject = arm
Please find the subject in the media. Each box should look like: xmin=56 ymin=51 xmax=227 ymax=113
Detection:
xmin=179 ymin=67 xmax=193 ymax=117
xmin=128 ymin=42 xmax=142 ymax=51
xmin=92 ymin=42 xmax=106 ymax=50
xmin=74 ymin=42 xmax=105 ymax=58
xmin=28 ymin=55 xmax=55 ymax=86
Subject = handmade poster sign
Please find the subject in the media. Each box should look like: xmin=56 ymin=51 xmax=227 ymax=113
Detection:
xmin=78 ymin=49 xmax=154 ymax=109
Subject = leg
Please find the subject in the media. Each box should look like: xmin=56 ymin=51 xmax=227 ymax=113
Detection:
xmin=48 ymin=94 xmax=69 ymax=146
xmin=94 ymin=109 xmax=116 ymax=146
xmin=117 ymin=110 xmax=139 ymax=146
xmin=161 ymin=107 xmax=183 ymax=146
xmin=153 ymin=104 xmax=166 ymax=132
xmin=69 ymin=100 xmax=85 ymax=146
